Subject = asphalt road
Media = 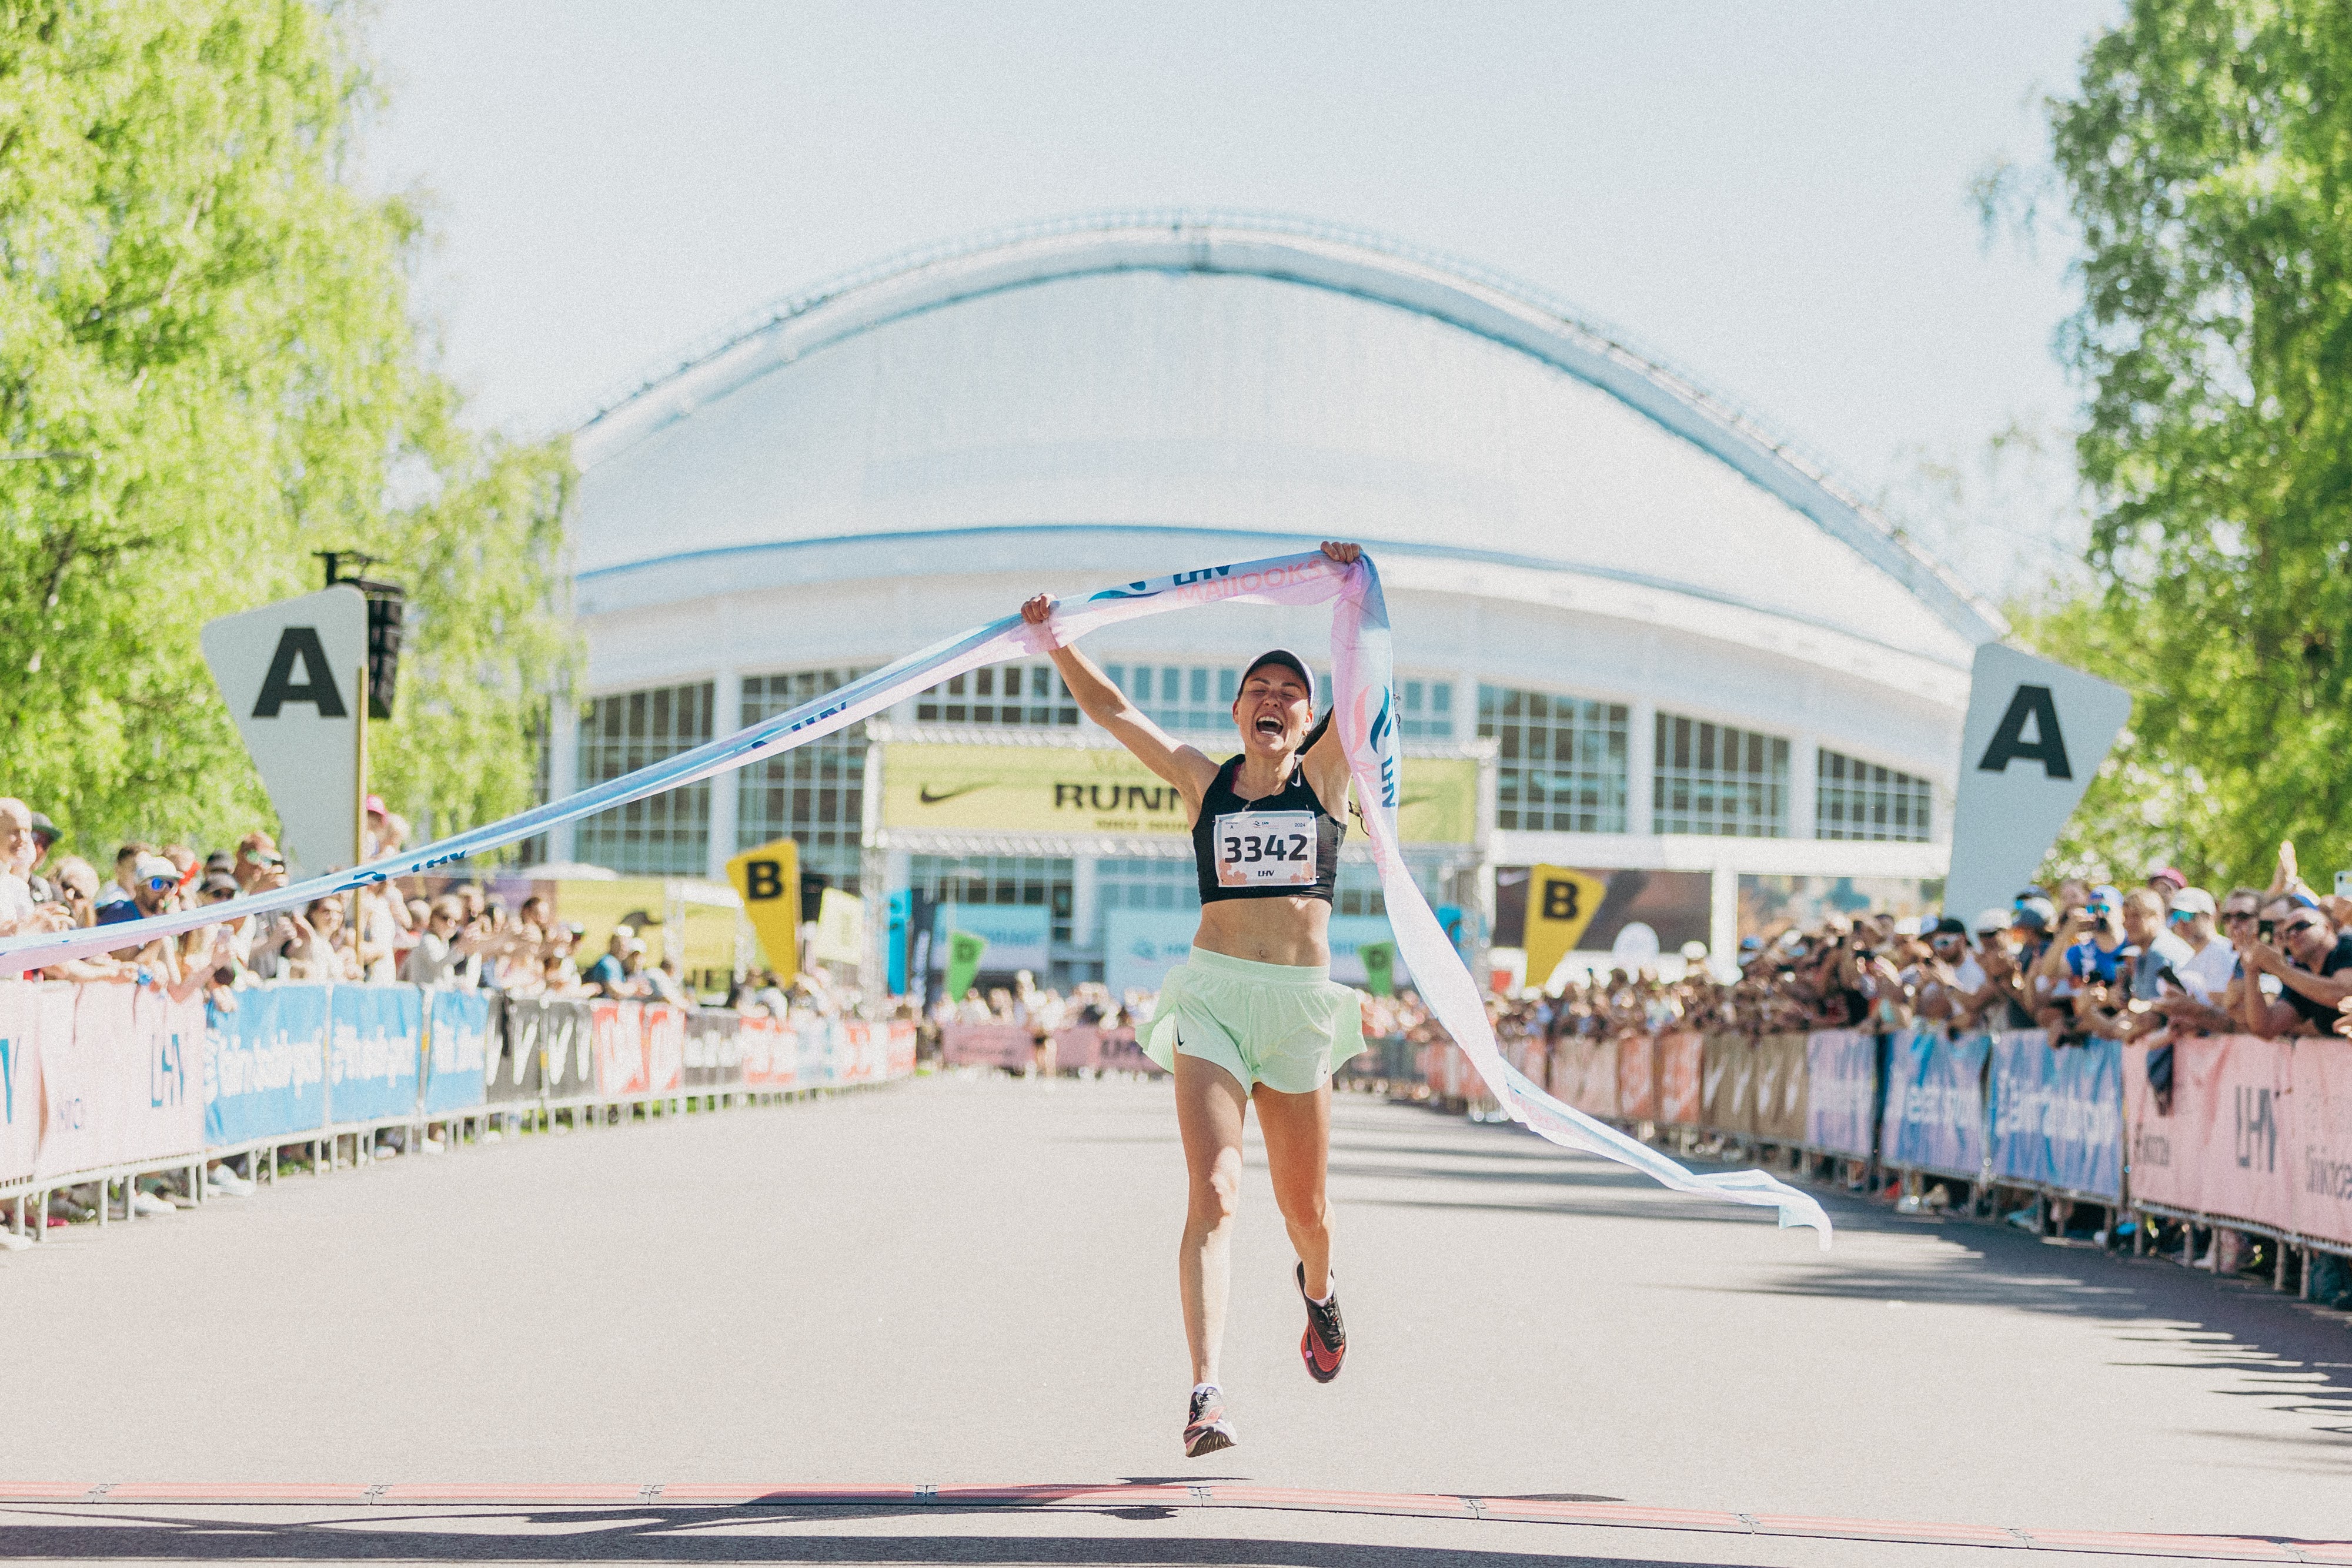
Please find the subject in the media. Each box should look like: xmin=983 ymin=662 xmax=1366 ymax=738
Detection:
xmin=2 ymin=1072 xmax=2348 ymax=1566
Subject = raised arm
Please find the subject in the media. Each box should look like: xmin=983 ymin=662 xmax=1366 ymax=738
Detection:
xmin=1021 ymin=595 xmax=1221 ymax=813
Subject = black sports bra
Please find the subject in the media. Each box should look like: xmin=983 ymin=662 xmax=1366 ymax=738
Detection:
xmin=1192 ymin=754 xmax=1344 ymax=904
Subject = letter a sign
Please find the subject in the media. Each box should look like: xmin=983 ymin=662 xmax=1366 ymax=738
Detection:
xmin=200 ymin=587 xmax=369 ymax=878
xmin=1943 ymin=643 xmax=2132 ymax=921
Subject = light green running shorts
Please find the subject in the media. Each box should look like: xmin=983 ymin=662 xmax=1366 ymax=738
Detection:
xmin=1141 ymin=947 xmax=1367 ymax=1094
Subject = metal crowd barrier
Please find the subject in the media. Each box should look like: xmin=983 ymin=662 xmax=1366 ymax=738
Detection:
xmin=1417 ymin=1024 xmax=2352 ymax=1295
xmin=0 ymin=980 xmax=917 ymax=1246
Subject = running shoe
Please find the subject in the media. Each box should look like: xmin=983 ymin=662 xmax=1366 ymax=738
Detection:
xmin=1297 ymin=1262 xmax=1346 ymax=1383
xmin=1184 ymin=1385 xmax=1236 ymax=1457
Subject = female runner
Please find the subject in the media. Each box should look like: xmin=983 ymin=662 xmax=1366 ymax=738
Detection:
xmin=1020 ymin=540 xmax=1364 ymax=1458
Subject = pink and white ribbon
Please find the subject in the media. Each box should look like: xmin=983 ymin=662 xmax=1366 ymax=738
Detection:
xmin=0 ymin=549 xmax=1830 ymax=1242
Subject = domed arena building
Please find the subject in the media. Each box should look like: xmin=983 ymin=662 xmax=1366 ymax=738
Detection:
xmin=552 ymin=213 xmax=1999 ymax=992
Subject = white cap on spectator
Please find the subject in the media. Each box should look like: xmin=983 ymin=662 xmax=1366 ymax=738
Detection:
xmin=2169 ymin=887 xmax=2216 ymax=917
xmin=1973 ymin=906 xmax=2010 ymax=935
xmin=134 ymin=852 xmax=178 ymax=885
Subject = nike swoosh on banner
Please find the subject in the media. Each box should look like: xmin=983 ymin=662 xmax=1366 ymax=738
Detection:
xmin=917 ymin=784 xmax=989 ymax=805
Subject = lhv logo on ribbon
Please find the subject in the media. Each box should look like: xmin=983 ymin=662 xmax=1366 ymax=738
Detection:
xmin=0 ymin=549 xmax=1829 ymax=1244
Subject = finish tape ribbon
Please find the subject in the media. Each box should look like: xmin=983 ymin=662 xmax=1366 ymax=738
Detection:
xmin=0 ymin=549 xmax=1830 ymax=1243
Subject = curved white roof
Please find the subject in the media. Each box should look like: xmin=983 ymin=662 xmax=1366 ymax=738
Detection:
xmin=573 ymin=213 xmax=1999 ymax=667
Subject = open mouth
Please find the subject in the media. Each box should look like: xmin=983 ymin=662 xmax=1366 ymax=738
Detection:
xmin=1254 ymin=716 xmax=1284 ymax=738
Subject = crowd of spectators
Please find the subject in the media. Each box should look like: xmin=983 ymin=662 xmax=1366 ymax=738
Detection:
xmin=1477 ymin=847 xmax=2352 ymax=1063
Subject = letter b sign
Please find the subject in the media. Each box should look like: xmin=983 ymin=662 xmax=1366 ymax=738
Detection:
xmin=1542 ymin=880 xmax=1581 ymax=921
xmin=743 ymin=860 xmax=783 ymax=901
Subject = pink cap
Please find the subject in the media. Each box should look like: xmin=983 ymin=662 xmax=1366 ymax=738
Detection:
xmin=364 ymin=794 xmax=388 ymax=817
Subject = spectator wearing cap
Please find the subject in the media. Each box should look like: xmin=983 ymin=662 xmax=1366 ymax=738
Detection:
xmin=2147 ymin=865 xmax=2188 ymax=898
xmin=2046 ymin=884 xmax=2130 ymax=990
xmin=2236 ymin=895 xmax=2352 ymax=1037
xmin=22 ymin=810 xmax=59 ymax=901
xmin=1907 ymin=917 xmax=1975 ymax=1024
xmin=2164 ymin=888 xmax=2236 ymax=1002
xmin=105 ymin=852 xmax=224 ymax=995
xmin=99 ymin=851 xmax=179 ymax=932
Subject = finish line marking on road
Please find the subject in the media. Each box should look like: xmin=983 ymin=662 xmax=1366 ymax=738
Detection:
xmin=0 ymin=1483 xmax=2342 ymax=1563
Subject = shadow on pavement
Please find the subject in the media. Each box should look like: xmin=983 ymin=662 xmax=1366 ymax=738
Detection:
xmin=0 ymin=1507 xmax=1733 ymax=1567
xmin=1355 ymin=1108 xmax=2352 ymax=1467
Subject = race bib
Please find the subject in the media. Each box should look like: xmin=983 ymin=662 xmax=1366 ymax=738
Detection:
xmin=1213 ymin=809 xmax=1316 ymax=889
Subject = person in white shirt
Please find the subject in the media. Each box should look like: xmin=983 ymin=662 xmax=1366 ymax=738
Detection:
xmin=2166 ymin=887 xmax=2237 ymax=1001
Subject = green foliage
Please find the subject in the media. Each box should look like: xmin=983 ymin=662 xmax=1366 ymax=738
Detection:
xmin=0 ymin=0 xmax=573 ymax=860
xmin=2030 ymin=0 xmax=2352 ymax=888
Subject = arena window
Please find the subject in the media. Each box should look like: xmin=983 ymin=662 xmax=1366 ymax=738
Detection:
xmin=914 ymin=661 xmax=1078 ymax=727
xmin=1097 ymin=857 xmax=1199 ymax=914
xmin=908 ymin=854 xmax=1074 ymax=944
xmin=740 ymin=668 xmax=869 ymax=894
xmin=574 ymin=681 xmax=715 ymax=874
xmin=1653 ymin=715 xmax=1788 ymax=837
xmin=1816 ymin=748 xmax=1933 ymax=842
xmin=1476 ymin=686 xmax=1630 ymax=833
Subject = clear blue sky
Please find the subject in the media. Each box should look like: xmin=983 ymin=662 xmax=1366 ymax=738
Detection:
xmin=365 ymin=1 xmax=2111 ymax=540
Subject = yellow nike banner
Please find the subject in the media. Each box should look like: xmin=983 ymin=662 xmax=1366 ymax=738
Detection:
xmin=1523 ymin=864 xmax=1608 ymax=994
xmin=878 ymin=741 xmax=1477 ymax=842
xmin=725 ymin=835 xmax=800 ymax=983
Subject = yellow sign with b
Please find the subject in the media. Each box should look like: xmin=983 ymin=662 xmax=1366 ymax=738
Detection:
xmin=726 ymin=835 xmax=801 ymax=985
xmin=1522 ymin=864 xmax=1607 ymax=995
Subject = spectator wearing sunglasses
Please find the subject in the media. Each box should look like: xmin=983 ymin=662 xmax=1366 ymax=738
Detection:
xmin=2234 ymin=895 xmax=2352 ymax=1037
xmin=98 ymin=852 xmax=180 ymax=929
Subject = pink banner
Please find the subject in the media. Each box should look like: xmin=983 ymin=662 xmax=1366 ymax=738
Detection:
xmin=1616 ymin=1034 xmax=1658 ymax=1123
xmin=1569 ymin=1038 xmax=1620 ymax=1120
xmin=2292 ymin=1044 xmax=2352 ymax=1248
xmin=591 ymin=1000 xmax=646 ymax=1097
xmin=885 ymin=1020 xmax=918 ymax=1077
xmin=0 ymin=983 xmax=46 ymax=1186
xmin=1657 ymin=1030 xmax=1703 ymax=1127
xmin=640 ymin=1003 xmax=686 ymax=1094
xmin=1045 ymin=1026 xmax=1101 ymax=1072
xmin=121 ymin=989 xmax=205 ymax=1167
xmin=737 ymin=1015 xmax=797 ymax=1090
xmin=2125 ymin=1036 xmax=2296 ymax=1232
xmin=942 ymin=1023 xmax=1034 ymax=1069
xmin=36 ymin=984 xmax=127 ymax=1179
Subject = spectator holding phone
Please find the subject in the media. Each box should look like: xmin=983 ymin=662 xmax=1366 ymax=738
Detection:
xmin=2235 ymin=895 xmax=2352 ymax=1037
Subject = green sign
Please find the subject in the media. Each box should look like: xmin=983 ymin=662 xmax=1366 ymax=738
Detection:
xmin=1358 ymin=940 xmax=1396 ymax=998
xmin=944 ymin=930 xmax=988 ymax=1001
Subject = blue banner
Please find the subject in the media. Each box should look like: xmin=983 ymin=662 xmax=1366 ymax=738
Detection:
xmin=327 ymin=984 xmax=423 ymax=1125
xmin=1802 ymin=1029 xmax=1877 ymax=1159
xmin=420 ymin=988 xmax=492 ymax=1116
xmin=1880 ymin=1029 xmax=1989 ymax=1179
xmin=1989 ymin=1031 xmax=2123 ymax=1199
xmin=205 ymin=985 xmax=329 ymax=1146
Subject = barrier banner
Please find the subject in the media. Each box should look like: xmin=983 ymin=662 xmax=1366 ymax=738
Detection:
xmin=738 ymin=1015 xmax=798 ymax=1091
xmin=1046 ymin=1025 xmax=1101 ymax=1072
xmin=205 ymin=984 xmax=329 ymax=1146
xmin=683 ymin=1010 xmax=741 ymax=1089
xmin=885 ymin=1019 xmax=918 ymax=1077
xmin=36 ymin=984 xmax=123 ymax=1176
xmin=1702 ymin=1035 xmax=1755 ymax=1136
xmin=122 ymin=989 xmax=205 ymax=1166
xmin=0 ymin=983 xmax=47 ymax=1185
xmin=1616 ymin=1033 xmax=1657 ymax=1123
xmin=2124 ymin=1035 xmax=2296 ymax=1231
xmin=1095 ymin=1026 xmax=1161 ymax=1075
xmin=328 ymin=983 xmax=424 ymax=1125
xmin=1989 ymin=1032 xmax=2122 ymax=1200
xmin=592 ymin=1000 xmax=646 ymax=1097
xmin=1656 ymin=1030 xmax=1703 ymax=1126
xmin=942 ymin=1023 xmax=1034 ymax=1070
xmin=535 ymin=998 xmax=595 ymax=1100
xmin=2292 ymin=1043 xmax=2352 ymax=1248
xmin=1803 ymin=1030 xmax=1876 ymax=1159
xmin=489 ymin=995 xmax=549 ymax=1105
xmin=640 ymin=1003 xmax=687 ymax=1095
xmin=420 ymin=989 xmax=492 ymax=1116
xmin=837 ymin=1020 xmax=883 ymax=1085
xmin=1571 ymin=1037 xmax=1620 ymax=1121
xmin=1880 ymin=1029 xmax=1989 ymax=1179
xmin=1754 ymin=1032 xmax=1809 ymax=1145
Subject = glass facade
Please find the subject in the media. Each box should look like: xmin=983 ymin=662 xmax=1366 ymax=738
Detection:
xmin=1653 ymin=714 xmax=1788 ymax=837
xmin=907 ymin=854 xmax=1075 ymax=944
xmin=915 ymin=661 xmax=1077 ymax=727
xmin=740 ymin=669 xmax=869 ymax=893
xmin=574 ymin=681 xmax=714 ymax=874
xmin=1097 ymin=855 xmax=1200 ymax=915
xmin=1816 ymin=748 xmax=1933 ymax=842
xmin=1477 ymin=686 xmax=1630 ymax=833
